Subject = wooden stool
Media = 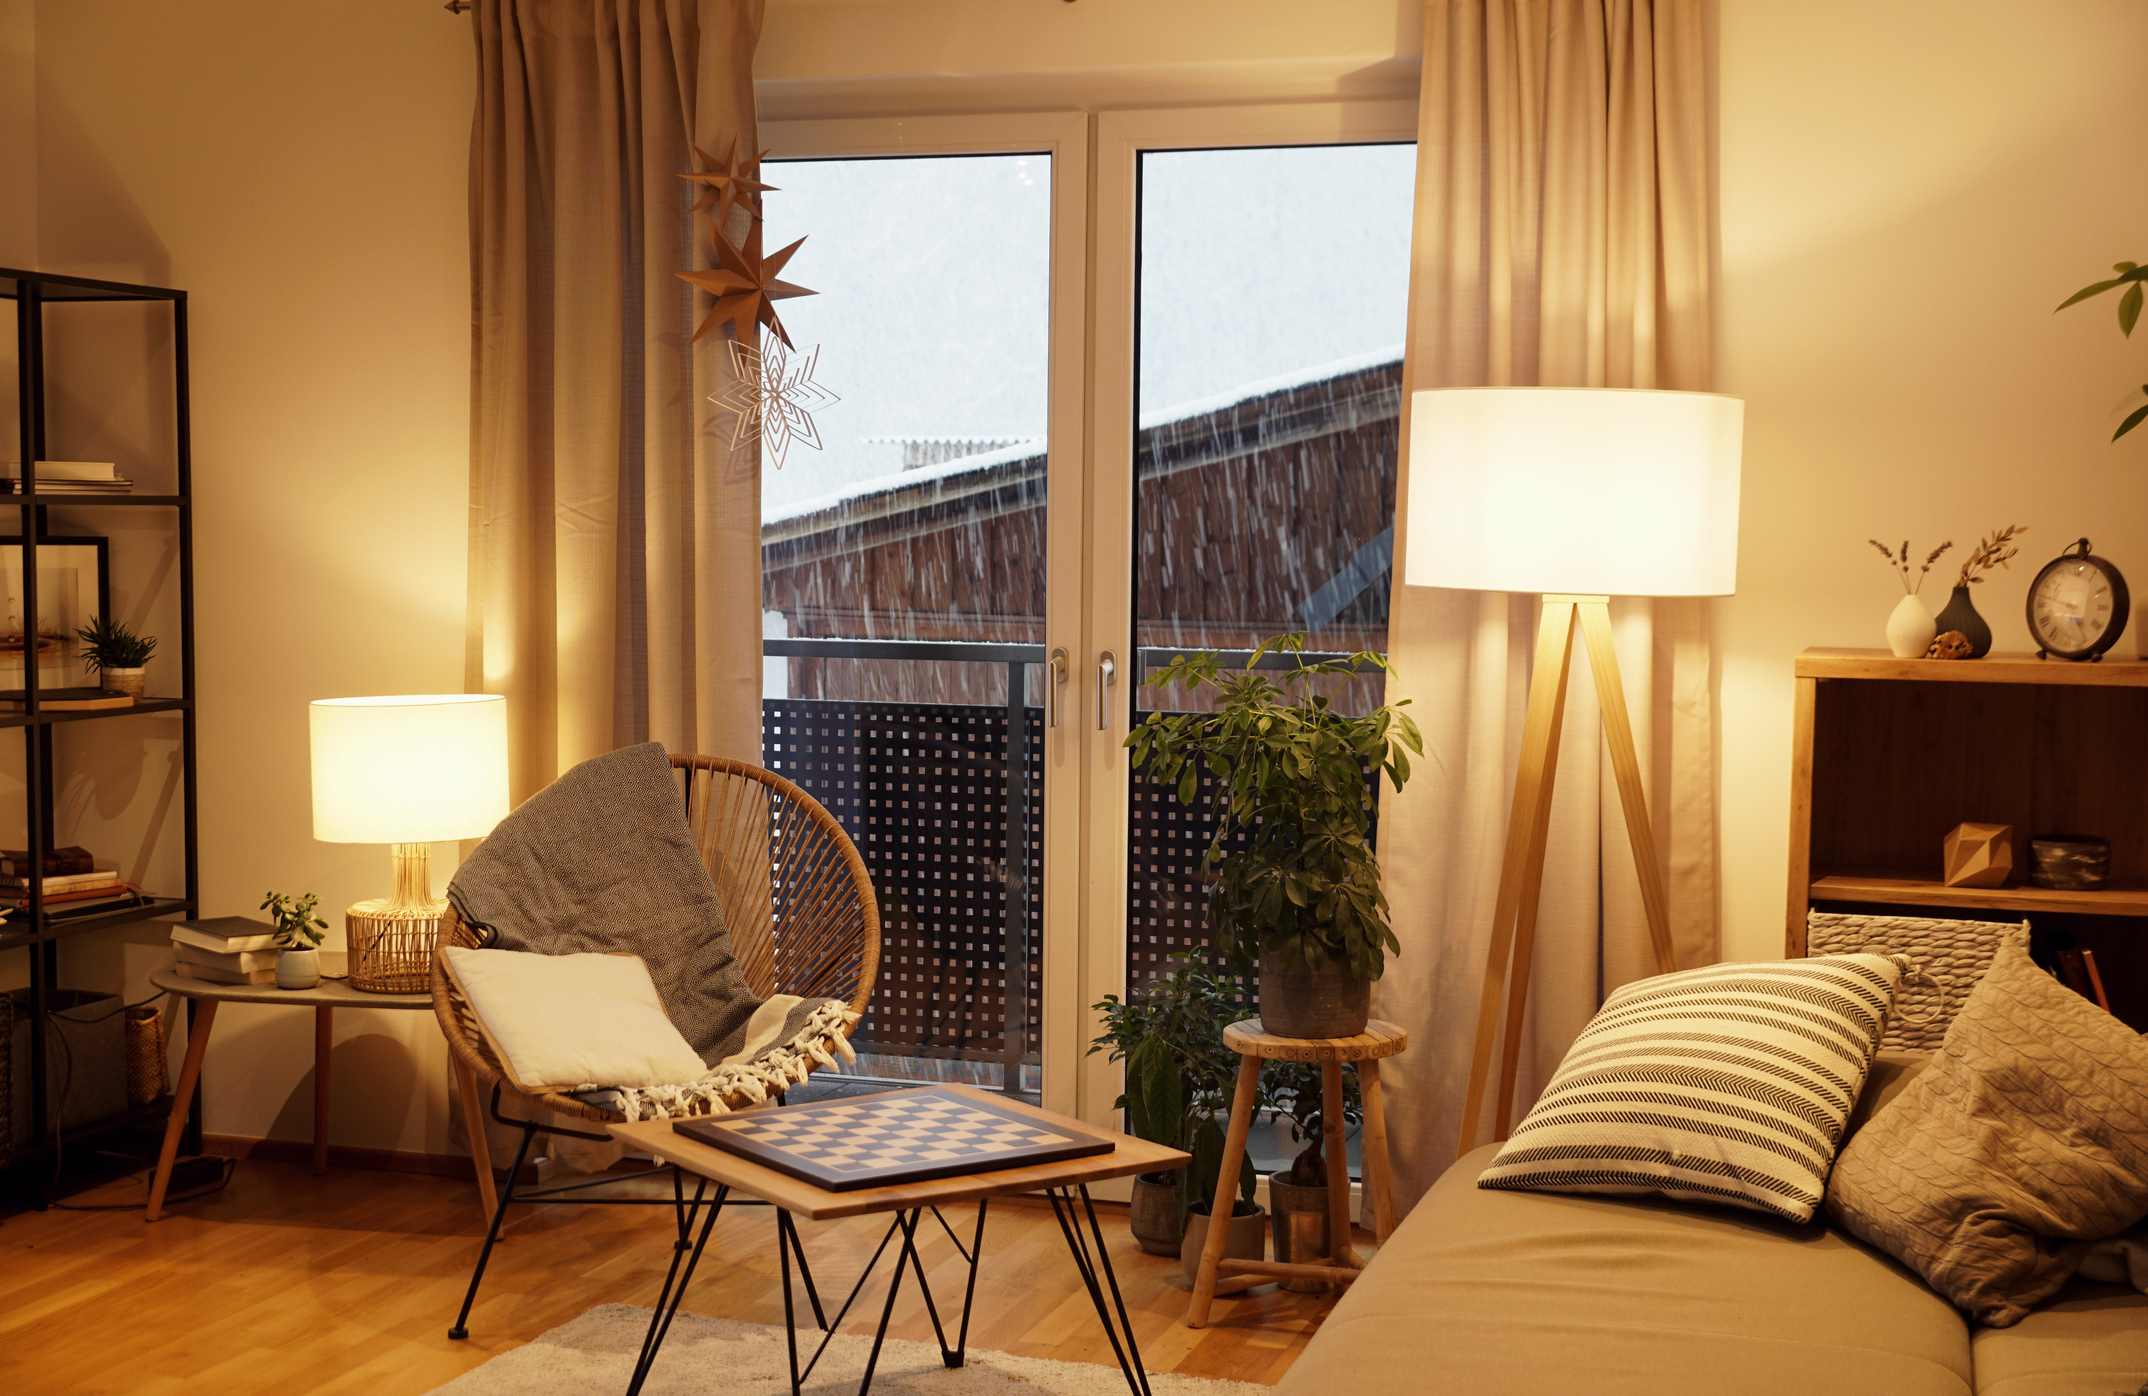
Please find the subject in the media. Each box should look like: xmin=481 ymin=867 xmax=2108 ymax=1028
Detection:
xmin=1184 ymin=1017 xmax=1407 ymax=1328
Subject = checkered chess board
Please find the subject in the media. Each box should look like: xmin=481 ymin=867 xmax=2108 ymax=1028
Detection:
xmin=673 ymin=1087 xmax=1113 ymax=1192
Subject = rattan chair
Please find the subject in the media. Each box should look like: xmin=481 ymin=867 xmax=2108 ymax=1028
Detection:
xmin=434 ymin=753 xmax=879 ymax=1340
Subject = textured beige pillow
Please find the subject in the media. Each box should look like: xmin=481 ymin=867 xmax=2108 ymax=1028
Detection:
xmin=1825 ymin=932 xmax=2148 ymax=1327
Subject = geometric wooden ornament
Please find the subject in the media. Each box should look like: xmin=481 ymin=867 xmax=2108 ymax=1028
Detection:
xmin=1942 ymin=822 xmax=2013 ymax=888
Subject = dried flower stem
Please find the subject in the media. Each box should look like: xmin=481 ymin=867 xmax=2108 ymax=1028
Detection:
xmin=1870 ymin=537 xmax=1952 ymax=596
xmin=1955 ymin=524 xmax=2026 ymax=587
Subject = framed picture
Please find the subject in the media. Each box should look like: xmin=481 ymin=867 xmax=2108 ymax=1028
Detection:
xmin=0 ymin=536 xmax=111 ymax=686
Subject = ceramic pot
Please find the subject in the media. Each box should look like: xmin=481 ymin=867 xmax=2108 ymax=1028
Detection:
xmin=1886 ymin=594 xmax=1937 ymax=659
xmin=1128 ymin=1172 xmax=1185 ymax=1256
xmin=1931 ymin=586 xmax=1993 ymax=659
xmin=100 ymin=667 xmax=146 ymax=699
xmin=276 ymin=948 xmax=321 ymax=990
xmin=1179 ymin=1199 xmax=1266 ymax=1284
xmin=1259 ymin=944 xmax=1370 ymax=1038
xmin=1266 ymin=1172 xmax=1332 ymax=1291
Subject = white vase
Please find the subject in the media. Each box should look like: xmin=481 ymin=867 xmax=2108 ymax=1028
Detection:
xmin=276 ymin=948 xmax=321 ymax=990
xmin=1886 ymin=594 xmax=1936 ymax=658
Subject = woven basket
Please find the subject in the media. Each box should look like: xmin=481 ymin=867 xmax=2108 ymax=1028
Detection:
xmin=124 ymin=1003 xmax=169 ymax=1105
xmin=348 ymin=903 xmax=445 ymax=994
xmin=1806 ymin=911 xmax=2020 ymax=1050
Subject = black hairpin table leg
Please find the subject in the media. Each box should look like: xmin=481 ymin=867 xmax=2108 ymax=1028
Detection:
xmin=626 ymin=1183 xmax=730 ymax=1396
xmin=1047 ymin=1185 xmax=1154 ymax=1396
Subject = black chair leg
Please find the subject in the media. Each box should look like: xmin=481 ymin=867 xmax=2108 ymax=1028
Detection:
xmin=448 ymin=1120 xmax=538 ymax=1340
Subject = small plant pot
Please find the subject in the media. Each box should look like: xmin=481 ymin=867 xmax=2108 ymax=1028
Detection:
xmin=1259 ymin=944 xmax=1371 ymax=1038
xmin=1128 ymin=1172 xmax=1185 ymax=1256
xmin=1266 ymin=1173 xmax=1333 ymax=1291
xmin=276 ymin=948 xmax=321 ymax=990
xmin=99 ymin=667 xmax=146 ymax=699
xmin=1179 ymin=1199 xmax=1265 ymax=1285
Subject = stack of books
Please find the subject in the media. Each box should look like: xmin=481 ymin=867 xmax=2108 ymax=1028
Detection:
xmin=0 ymin=845 xmax=136 ymax=913
xmin=170 ymin=917 xmax=283 ymax=985
xmin=0 ymin=460 xmax=135 ymax=494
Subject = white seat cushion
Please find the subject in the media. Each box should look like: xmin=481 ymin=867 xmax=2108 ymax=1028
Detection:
xmin=442 ymin=946 xmax=707 ymax=1094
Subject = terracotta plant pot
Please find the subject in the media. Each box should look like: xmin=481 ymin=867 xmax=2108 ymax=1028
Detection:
xmin=1128 ymin=1172 xmax=1185 ymax=1256
xmin=99 ymin=667 xmax=146 ymax=699
xmin=1266 ymin=1172 xmax=1332 ymax=1291
xmin=276 ymin=948 xmax=321 ymax=990
xmin=1179 ymin=1199 xmax=1265 ymax=1284
xmin=1259 ymin=944 xmax=1370 ymax=1038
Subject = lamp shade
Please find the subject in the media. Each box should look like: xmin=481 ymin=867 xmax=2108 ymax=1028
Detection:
xmin=310 ymin=694 xmax=509 ymax=844
xmin=1404 ymin=387 xmax=1743 ymax=596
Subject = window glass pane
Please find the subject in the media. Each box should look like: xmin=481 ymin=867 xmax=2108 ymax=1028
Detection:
xmin=1126 ymin=144 xmax=1415 ymax=1080
xmin=759 ymin=154 xmax=1050 ymax=1102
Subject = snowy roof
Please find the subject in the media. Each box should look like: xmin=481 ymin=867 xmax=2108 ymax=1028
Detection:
xmin=762 ymin=345 xmax=1404 ymax=543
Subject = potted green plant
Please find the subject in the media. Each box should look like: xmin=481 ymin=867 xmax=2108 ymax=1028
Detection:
xmin=74 ymin=614 xmax=157 ymax=699
xmin=1262 ymin=1060 xmax=1362 ymax=1290
xmin=262 ymin=890 xmax=328 ymax=990
xmin=1127 ymin=634 xmax=1421 ymax=1038
xmin=1089 ymin=948 xmax=1264 ymax=1261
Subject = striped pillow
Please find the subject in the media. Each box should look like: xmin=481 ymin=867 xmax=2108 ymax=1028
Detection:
xmin=1477 ymin=954 xmax=1911 ymax=1222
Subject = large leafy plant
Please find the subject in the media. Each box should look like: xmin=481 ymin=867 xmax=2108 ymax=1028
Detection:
xmin=1126 ymin=634 xmax=1421 ymax=980
xmin=2057 ymin=260 xmax=2148 ymax=441
xmin=1089 ymin=948 xmax=1260 ymax=1220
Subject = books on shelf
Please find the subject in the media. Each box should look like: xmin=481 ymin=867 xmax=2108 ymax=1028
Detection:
xmin=1 ymin=845 xmax=98 ymax=877
xmin=0 ymin=688 xmax=136 ymax=712
xmin=169 ymin=916 xmax=280 ymax=954
xmin=174 ymin=961 xmax=279 ymax=986
xmin=0 ymin=883 xmax=128 ymax=909
xmin=0 ymin=460 xmax=135 ymax=494
xmin=0 ymin=866 xmax=116 ymax=891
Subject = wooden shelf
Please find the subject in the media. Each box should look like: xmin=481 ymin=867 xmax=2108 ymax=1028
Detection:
xmin=1796 ymin=647 xmax=2148 ymax=687
xmin=1810 ymin=874 xmax=2148 ymax=918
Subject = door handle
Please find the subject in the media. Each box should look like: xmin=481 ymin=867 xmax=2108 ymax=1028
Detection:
xmin=1046 ymin=647 xmax=1069 ymax=728
xmin=1097 ymin=651 xmax=1118 ymax=731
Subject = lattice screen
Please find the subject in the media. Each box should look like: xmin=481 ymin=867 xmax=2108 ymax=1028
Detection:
xmin=762 ymin=699 xmax=1042 ymax=1065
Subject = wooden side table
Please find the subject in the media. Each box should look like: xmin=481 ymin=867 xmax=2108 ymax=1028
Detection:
xmin=145 ymin=959 xmax=431 ymax=1220
xmin=1184 ymin=1017 xmax=1406 ymax=1328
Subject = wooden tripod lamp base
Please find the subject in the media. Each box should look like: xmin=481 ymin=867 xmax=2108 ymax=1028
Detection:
xmin=1453 ymin=595 xmax=1680 ymax=1156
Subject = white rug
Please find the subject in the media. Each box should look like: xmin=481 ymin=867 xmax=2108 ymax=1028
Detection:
xmin=427 ymin=1305 xmax=1273 ymax=1396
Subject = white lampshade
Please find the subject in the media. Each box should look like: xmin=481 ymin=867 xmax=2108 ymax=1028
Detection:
xmin=1405 ymin=387 xmax=1744 ymax=596
xmin=310 ymin=694 xmax=509 ymax=844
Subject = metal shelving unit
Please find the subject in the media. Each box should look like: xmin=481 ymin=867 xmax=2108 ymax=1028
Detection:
xmin=1 ymin=267 xmax=199 ymax=1185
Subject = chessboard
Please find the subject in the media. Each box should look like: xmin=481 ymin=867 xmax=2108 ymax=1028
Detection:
xmin=673 ymin=1086 xmax=1114 ymax=1192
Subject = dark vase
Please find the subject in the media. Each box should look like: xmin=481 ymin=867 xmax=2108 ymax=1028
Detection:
xmin=1932 ymin=585 xmax=1993 ymax=658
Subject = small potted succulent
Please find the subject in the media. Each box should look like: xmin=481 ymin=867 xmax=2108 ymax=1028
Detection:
xmin=75 ymin=615 xmax=157 ymax=699
xmin=1263 ymin=1060 xmax=1362 ymax=1289
xmin=1127 ymin=634 xmax=1421 ymax=1038
xmin=262 ymin=890 xmax=328 ymax=989
xmin=1089 ymin=948 xmax=1264 ymax=1264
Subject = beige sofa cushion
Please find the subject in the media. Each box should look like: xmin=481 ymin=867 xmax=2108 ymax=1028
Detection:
xmin=1970 ymin=1282 xmax=2148 ymax=1395
xmin=1273 ymin=1143 xmax=1971 ymax=1396
xmin=1826 ymin=933 xmax=2148 ymax=1328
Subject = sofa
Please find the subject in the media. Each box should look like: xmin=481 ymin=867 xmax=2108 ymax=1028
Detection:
xmin=1272 ymin=1055 xmax=2148 ymax=1396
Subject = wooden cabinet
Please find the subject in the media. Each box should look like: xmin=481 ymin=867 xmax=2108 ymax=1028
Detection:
xmin=1788 ymin=647 xmax=2148 ymax=1027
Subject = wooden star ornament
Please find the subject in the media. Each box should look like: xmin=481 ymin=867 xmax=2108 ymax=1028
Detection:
xmin=678 ymin=223 xmax=814 ymax=347
xmin=679 ymin=140 xmax=776 ymax=230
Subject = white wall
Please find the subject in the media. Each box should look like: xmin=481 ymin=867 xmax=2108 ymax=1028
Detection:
xmin=7 ymin=0 xmax=473 ymax=1155
xmin=1713 ymin=0 xmax=2148 ymax=961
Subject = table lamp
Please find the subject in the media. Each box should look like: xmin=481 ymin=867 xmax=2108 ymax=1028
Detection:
xmin=310 ymin=694 xmax=510 ymax=994
xmin=1404 ymin=387 xmax=1743 ymax=1153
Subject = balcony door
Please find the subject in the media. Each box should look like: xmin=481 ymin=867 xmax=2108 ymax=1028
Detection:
xmin=758 ymin=104 xmax=1417 ymax=1139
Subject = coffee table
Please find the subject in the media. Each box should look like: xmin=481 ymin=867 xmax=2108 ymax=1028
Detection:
xmin=610 ymin=1084 xmax=1188 ymax=1396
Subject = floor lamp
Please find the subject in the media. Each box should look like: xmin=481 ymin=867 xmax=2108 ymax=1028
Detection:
xmin=1403 ymin=387 xmax=1745 ymax=1156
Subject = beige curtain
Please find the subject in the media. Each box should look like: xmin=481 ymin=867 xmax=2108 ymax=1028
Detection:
xmin=466 ymin=0 xmax=767 ymax=803
xmin=1375 ymin=0 xmax=1717 ymax=1214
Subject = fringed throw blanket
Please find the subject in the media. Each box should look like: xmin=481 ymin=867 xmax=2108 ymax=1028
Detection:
xmin=447 ymin=742 xmax=856 ymax=1119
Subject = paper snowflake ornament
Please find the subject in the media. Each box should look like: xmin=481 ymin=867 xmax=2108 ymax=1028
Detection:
xmin=709 ymin=338 xmax=839 ymax=469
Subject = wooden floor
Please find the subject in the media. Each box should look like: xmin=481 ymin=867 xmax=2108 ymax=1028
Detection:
xmin=0 ymin=1158 xmax=1341 ymax=1395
